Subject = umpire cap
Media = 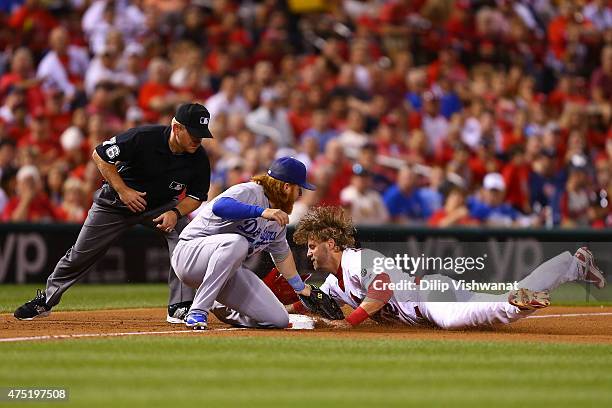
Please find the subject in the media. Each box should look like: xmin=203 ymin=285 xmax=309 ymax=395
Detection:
xmin=175 ymin=103 xmax=213 ymax=139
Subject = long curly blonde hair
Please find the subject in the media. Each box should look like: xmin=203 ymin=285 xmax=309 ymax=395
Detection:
xmin=293 ymin=206 xmax=355 ymax=250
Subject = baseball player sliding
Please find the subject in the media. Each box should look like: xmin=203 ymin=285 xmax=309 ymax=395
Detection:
xmin=290 ymin=206 xmax=607 ymax=330
xmin=171 ymin=157 xmax=320 ymax=329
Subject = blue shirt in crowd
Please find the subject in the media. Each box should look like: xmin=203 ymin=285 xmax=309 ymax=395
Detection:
xmin=383 ymin=185 xmax=434 ymax=220
xmin=439 ymin=92 xmax=462 ymax=118
xmin=0 ymin=0 xmax=23 ymax=13
xmin=467 ymin=196 xmax=520 ymax=225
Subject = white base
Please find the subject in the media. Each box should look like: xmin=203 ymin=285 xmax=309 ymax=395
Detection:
xmin=287 ymin=314 xmax=315 ymax=330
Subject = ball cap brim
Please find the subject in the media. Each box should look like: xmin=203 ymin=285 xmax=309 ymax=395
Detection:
xmin=175 ymin=103 xmax=213 ymax=139
xmin=184 ymin=124 xmax=212 ymax=139
xmin=300 ymin=181 xmax=317 ymax=190
xmin=267 ymin=157 xmax=316 ymax=191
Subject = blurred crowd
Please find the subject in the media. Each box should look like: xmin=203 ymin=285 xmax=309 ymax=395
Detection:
xmin=0 ymin=0 xmax=611 ymax=228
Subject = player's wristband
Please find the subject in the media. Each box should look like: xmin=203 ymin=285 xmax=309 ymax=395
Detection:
xmin=287 ymin=275 xmax=306 ymax=292
xmin=170 ymin=207 xmax=182 ymax=218
xmin=345 ymin=306 xmax=369 ymax=326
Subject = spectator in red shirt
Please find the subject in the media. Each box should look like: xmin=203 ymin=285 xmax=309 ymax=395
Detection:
xmin=590 ymin=45 xmax=612 ymax=102
xmin=502 ymin=144 xmax=531 ymax=213
xmin=287 ymin=90 xmax=312 ymax=139
xmin=427 ymin=47 xmax=467 ymax=84
xmin=445 ymin=1 xmax=476 ymax=47
xmin=0 ymin=47 xmax=45 ymax=111
xmin=429 ymin=183 xmax=479 ymax=227
xmin=383 ymin=51 xmax=411 ymax=106
xmin=375 ymin=118 xmax=408 ymax=159
xmin=138 ymin=57 xmax=188 ymax=122
xmin=405 ymin=128 xmax=430 ymax=164
xmin=379 ymin=0 xmax=421 ymax=54
xmin=435 ymin=116 xmax=463 ymax=164
xmin=547 ymin=1 xmax=595 ymax=62
xmin=54 ymin=177 xmax=87 ymax=223
xmin=18 ymin=114 xmax=61 ymax=168
xmin=2 ymin=164 xmax=57 ymax=222
xmin=8 ymin=0 xmax=58 ymax=54
xmin=468 ymin=138 xmax=501 ymax=185
xmin=560 ymin=155 xmax=593 ymax=227
xmin=44 ymin=89 xmax=71 ymax=141
xmin=310 ymin=139 xmax=353 ymax=206
xmin=172 ymin=66 xmax=211 ymax=104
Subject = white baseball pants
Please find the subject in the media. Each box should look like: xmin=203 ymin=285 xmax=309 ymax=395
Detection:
xmin=417 ymin=251 xmax=580 ymax=329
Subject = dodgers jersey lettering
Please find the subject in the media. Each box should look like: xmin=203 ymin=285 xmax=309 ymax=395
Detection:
xmin=319 ymin=248 xmax=423 ymax=325
xmin=179 ymin=182 xmax=289 ymax=258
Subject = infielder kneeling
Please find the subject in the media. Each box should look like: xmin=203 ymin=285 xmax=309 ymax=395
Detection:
xmin=291 ymin=206 xmax=606 ymax=330
xmin=171 ymin=157 xmax=316 ymax=329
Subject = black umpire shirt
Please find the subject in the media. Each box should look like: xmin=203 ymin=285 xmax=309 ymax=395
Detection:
xmin=94 ymin=125 xmax=210 ymax=210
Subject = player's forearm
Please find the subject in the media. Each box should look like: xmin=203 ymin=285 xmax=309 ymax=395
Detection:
xmin=359 ymin=298 xmax=385 ymax=316
xmin=275 ymin=252 xmax=299 ymax=280
xmin=345 ymin=298 xmax=385 ymax=326
xmin=92 ymin=150 xmax=129 ymax=194
xmin=275 ymin=252 xmax=309 ymax=295
xmin=346 ymin=273 xmax=392 ymax=326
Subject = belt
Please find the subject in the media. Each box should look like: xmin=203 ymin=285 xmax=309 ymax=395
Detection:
xmin=414 ymin=306 xmax=423 ymax=319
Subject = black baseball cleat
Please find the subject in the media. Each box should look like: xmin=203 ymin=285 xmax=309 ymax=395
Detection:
xmin=166 ymin=301 xmax=192 ymax=324
xmin=14 ymin=289 xmax=52 ymax=320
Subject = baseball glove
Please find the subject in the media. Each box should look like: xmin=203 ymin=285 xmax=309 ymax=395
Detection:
xmin=298 ymin=286 xmax=345 ymax=320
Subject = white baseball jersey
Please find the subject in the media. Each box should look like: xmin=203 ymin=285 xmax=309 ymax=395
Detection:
xmin=319 ymin=248 xmax=424 ymax=326
xmin=179 ymin=182 xmax=290 ymax=259
xmin=318 ymin=249 xmax=583 ymax=330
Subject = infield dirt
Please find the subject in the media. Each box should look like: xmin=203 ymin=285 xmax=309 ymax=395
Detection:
xmin=2 ymin=306 xmax=611 ymax=344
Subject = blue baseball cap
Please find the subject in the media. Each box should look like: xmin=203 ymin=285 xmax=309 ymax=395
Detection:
xmin=267 ymin=157 xmax=316 ymax=190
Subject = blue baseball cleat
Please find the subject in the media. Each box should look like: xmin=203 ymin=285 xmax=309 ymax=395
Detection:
xmin=185 ymin=312 xmax=208 ymax=330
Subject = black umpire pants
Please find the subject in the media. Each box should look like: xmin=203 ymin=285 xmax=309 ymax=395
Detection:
xmin=44 ymin=185 xmax=196 ymax=307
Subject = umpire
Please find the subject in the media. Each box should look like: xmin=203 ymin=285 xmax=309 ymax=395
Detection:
xmin=14 ymin=103 xmax=212 ymax=323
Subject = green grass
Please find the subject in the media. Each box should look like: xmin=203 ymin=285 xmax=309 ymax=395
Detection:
xmin=2 ymin=282 xmax=610 ymax=314
xmin=549 ymin=283 xmax=612 ymax=306
xmin=1 ymin=284 xmax=611 ymax=407
xmin=0 ymin=284 xmax=168 ymax=313
xmin=0 ymin=337 xmax=610 ymax=408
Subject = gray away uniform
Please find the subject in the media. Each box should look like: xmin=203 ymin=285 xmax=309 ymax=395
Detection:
xmin=172 ymin=182 xmax=291 ymax=328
